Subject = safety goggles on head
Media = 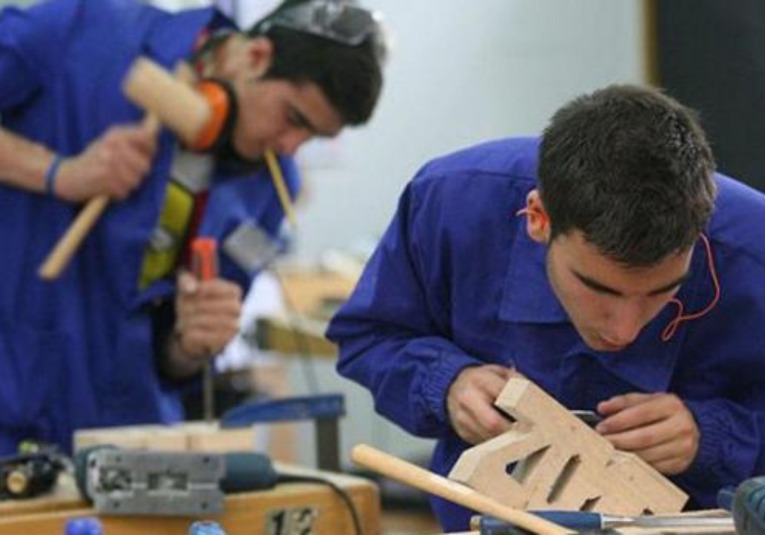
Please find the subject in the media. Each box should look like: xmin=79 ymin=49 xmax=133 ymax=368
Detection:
xmin=259 ymin=0 xmax=386 ymax=61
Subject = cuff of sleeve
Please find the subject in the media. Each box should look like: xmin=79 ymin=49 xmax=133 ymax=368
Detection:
xmin=683 ymin=400 xmax=732 ymax=485
xmin=422 ymin=348 xmax=482 ymax=428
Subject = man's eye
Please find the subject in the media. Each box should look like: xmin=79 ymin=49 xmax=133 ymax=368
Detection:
xmin=287 ymin=111 xmax=304 ymax=128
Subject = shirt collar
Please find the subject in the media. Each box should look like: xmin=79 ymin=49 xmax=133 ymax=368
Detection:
xmin=144 ymin=8 xmax=235 ymax=67
xmin=498 ymin=221 xmax=569 ymax=324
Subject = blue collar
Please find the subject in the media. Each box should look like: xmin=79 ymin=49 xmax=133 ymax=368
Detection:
xmin=499 ymin=224 xmax=568 ymax=323
xmin=144 ymin=7 xmax=235 ymax=66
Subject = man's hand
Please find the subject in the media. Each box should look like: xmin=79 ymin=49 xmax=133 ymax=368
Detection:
xmin=55 ymin=123 xmax=157 ymax=202
xmin=446 ymin=364 xmax=516 ymax=444
xmin=596 ymin=392 xmax=700 ymax=475
xmin=167 ymin=271 xmax=242 ymax=377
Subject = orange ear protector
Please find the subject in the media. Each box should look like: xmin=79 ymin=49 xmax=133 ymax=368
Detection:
xmin=188 ymin=78 xmax=238 ymax=153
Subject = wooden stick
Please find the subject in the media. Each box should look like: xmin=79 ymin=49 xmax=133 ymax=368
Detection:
xmin=38 ymin=114 xmax=160 ymax=280
xmin=351 ymin=444 xmax=571 ymax=535
xmin=263 ymin=149 xmax=298 ymax=229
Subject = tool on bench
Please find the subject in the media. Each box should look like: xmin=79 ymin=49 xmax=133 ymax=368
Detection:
xmin=0 ymin=443 xmax=67 ymax=500
xmin=472 ymin=510 xmax=734 ymax=533
xmin=191 ymin=236 xmax=219 ymax=422
xmin=718 ymin=476 xmax=765 ymax=535
xmin=74 ymin=446 xmax=278 ymax=516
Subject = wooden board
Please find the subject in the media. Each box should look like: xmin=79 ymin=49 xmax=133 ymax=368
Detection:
xmin=449 ymin=378 xmax=688 ymax=515
xmin=0 ymin=466 xmax=379 ymax=535
xmin=74 ymin=422 xmax=257 ymax=453
xmin=256 ymin=314 xmax=338 ymax=357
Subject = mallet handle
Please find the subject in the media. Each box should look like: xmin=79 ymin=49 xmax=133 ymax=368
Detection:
xmin=38 ymin=114 xmax=160 ymax=280
xmin=351 ymin=444 xmax=570 ymax=535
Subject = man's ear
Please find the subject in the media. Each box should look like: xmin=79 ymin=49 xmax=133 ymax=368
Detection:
xmin=524 ymin=190 xmax=551 ymax=244
xmin=247 ymin=37 xmax=274 ymax=78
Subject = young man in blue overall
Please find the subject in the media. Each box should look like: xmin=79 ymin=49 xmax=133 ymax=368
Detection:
xmin=0 ymin=0 xmax=384 ymax=454
xmin=328 ymin=85 xmax=765 ymax=530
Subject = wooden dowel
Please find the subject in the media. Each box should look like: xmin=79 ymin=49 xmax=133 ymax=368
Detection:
xmin=351 ymin=444 xmax=571 ymax=535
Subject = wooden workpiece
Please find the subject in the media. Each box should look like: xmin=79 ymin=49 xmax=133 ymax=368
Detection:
xmin=449 ymin=378 xmax=688 ymax=516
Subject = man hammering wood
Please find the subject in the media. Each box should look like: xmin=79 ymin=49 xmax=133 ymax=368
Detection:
xmin=328 ymin=84 xmax=765 ymax=531
xmin=0 ymin=0 xmax=385 ymax=455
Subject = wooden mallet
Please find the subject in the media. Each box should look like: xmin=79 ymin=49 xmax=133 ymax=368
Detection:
xmin=38 ymin=59 xmax=210 ymax=280
xmin=351 ymin=444 xmax=571 ymax=535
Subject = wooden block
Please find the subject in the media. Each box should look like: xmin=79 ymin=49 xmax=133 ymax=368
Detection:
xmin=183 ymin=422 xmax=256 ymax=452
xmin=74 ymin=423 xmax=259 ymax=454
xmin=256 ymin=315 xmax=338 ymax=356
xmin=449 ymin=378 xmax=687 ymax=515
xmin=77 ymin=424 xmax=196 ymax=451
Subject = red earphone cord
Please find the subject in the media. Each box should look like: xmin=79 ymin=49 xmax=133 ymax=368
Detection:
xmin=661 ymin=233 xmax=720 ymax=341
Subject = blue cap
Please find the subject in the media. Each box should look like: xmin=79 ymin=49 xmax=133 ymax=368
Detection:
xmin=189 ymin=521 xmax=227 ymax=535
xmin=64 ymin=518 xmax=103 ymax=535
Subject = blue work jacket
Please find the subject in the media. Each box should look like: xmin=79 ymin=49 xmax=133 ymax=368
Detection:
xmin=328 ymin=137 xmax=765 ymax=531
xmin=0 ymin=0 xmax=298 ymax=453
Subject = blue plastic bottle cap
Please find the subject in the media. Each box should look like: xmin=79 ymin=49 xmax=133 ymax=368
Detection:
xmin=64 ymin=517 xmax=104 ymax=535
xmin=189 ymin=521 xmax=227 ymax=535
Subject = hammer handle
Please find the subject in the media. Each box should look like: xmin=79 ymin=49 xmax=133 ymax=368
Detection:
xmin=351 ymin=444 xmax=570 ymax=535
xmin=38 ymin=114 xmax=160 ymax=280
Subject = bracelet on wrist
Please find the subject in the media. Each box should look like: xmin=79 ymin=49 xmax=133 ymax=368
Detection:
xmin=44 ymin=155 xmax=64 ymax=197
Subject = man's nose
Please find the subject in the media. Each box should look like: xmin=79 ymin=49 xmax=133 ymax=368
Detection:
xmin=603 ymin=302 xmax=646 ymax=346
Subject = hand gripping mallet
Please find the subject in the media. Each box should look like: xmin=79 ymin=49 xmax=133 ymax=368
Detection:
xmin=38 ymin=59 xmax=212 ymax=280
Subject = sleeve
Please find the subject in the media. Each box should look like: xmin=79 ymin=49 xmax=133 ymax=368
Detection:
xmin=0 ymin=2 xmax=72 ymax=111
xmin=326 ymin=174 xmax=483 ymax=438
xmin=670 ymin=245 xmax=765 ymax=507
xmin=677 ymin=395 xmax=765 ymax=507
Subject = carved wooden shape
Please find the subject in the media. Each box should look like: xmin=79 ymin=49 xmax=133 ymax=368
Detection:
xmin=448 ymin=378 xmax=688 ymax=515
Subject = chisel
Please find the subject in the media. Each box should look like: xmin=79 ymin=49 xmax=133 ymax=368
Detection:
xmin=191 ymin=237 xmax=218 ymax=422
xmin=473 ymin=511 xmax=734 ymax=533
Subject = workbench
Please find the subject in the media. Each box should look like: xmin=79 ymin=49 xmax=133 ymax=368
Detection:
xmin=0 ymin=465 xmax=379 ymax=535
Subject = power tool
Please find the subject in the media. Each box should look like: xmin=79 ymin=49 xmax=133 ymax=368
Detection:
xmin=74 ymin=446 xmax=278 ymax=516
xmin=718 ymin=476 xmax=765 ymax=535
xmin=0 ymin=443 xmax=66 ymax=500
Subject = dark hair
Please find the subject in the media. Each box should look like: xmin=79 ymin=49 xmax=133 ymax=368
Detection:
xmin=538 ymin=84 xmax=717 ymax=267
xmin=246 ymin=25 xmax=383 ymax=126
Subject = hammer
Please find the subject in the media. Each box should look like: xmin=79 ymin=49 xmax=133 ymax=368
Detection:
xmin=38 ymin=59 xmax=209 ymax=280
